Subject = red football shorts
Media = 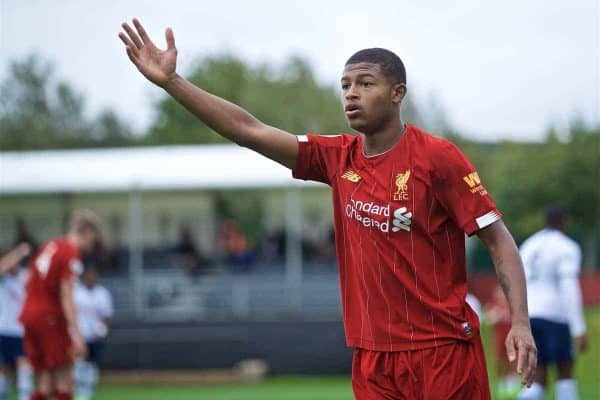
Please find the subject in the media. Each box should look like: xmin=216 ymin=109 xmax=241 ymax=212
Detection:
xmin=23 ymin=315 xmax=73 ymax=372
xmin=352 ymin=338 xmax=491 ymax=400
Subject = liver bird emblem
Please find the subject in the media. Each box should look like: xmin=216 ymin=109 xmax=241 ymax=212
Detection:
xmin=394 ymin=169 xmax=411 ymax=200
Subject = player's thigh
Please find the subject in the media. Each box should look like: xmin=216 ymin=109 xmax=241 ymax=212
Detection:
xmin=36 ymin=370 xmax=54 ymax=395
xmin=0 ymin=364 xmax=10 ymax=381
xmin=16 ymin=355 xmax=31 ymax=371
xmin=351 ymin=349 xmax=405 ymax=400
xmin=421 ymin=339 xmax=491 ymax=400
xmin=556 ymin=361 xmax=574 ymax=380
xmin=53 ymin=365 xmax=74 ymax=392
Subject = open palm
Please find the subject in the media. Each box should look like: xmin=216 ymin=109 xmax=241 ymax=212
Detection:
xmin=119 ymin=18 xmax=177 ymax=87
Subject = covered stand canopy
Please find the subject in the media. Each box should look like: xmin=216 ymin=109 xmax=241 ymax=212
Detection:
xmin=0 ymin=144 xmax=317 ymax=193
xmin=0 ymin=145 xmax=319 ymax=317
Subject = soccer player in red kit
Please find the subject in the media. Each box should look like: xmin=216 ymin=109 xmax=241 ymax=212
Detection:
xmin=119 ymin=19 xmax=537 ymax=399
xmin=20 ymin=211 xmax=102 ymax=400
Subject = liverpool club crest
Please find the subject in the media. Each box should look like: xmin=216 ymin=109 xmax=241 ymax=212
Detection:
xmin=393 ymin=169 xmax=410 ymax=201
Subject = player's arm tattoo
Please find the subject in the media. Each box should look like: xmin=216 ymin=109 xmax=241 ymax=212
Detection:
xmin=494 ymin=257 xmax=528 ymax=320
xmin=498 ymin=270 xmax=510 ymax=299
xmin=477 ymin=220 xmax=529 ymax=324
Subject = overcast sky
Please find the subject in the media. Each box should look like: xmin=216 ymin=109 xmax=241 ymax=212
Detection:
xmin=1 ymin=0 xmax=599 ymax=141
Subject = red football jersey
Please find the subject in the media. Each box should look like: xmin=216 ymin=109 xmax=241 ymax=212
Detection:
xmin=19 ymin=237 xmax=82 ymax=324
xmin=293 ymin=124 xmax=501 ymax=351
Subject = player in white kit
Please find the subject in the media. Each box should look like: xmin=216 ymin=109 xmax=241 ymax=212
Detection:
xmin=517 ymin=204 xmax=588 ymax=400
xmin=73 ymin=266 xmax=113 ymax=400
xmin=0 ymin=243 xmax=33 ymax=400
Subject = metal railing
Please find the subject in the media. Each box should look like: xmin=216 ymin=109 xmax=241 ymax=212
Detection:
xmin=104 ymin=266 xmax=342 ymax=322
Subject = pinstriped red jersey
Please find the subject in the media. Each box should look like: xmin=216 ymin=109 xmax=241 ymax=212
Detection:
xmin=20 ymin=237 xmax=82 ymax=324
xmin=292 ymin=124 xmax=501 ymax=351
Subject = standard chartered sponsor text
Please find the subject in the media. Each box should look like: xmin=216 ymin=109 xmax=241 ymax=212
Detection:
xmin=345 ymin=199 xmax=390 ymax=233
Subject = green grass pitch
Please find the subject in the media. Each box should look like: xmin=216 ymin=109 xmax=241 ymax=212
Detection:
xmin=90 ymin=308 xmax=600 ymax=399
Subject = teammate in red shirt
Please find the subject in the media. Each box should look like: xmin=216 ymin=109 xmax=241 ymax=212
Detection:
xmin=119 ymin=19 xmax=537 ymax=399
xmin=20 ymin=211 xmax=102 ymax=400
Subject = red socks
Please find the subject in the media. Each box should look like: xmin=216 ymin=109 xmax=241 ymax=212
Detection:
xmin=55 ymin=392 xmax=73 ymax=400
xmin=29 ymin=390 xmax=72 ymax=400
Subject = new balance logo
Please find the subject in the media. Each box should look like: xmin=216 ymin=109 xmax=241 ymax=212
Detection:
xmin=392 ymin=207 xmax=412 ymax=232
xmin=463 ymin=172 xmax=481 ymax=188
xmin=341 ymin=170 xmax=361 ymax=182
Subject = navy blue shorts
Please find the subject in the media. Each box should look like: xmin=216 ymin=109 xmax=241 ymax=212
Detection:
xmin=530 ymin=318 xmax=573 ymax=365
xmin=86 ymin=340 xmax=105 ymax=364
xmin=0 ymin=335 xmax=25 ymax=368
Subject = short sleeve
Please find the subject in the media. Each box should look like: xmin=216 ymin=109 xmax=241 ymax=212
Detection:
xmin=432 ymin=140 xmax=501 ymax=235
xmin=60 ymin=247 xmax=82 ymax=283
xmin=292 ymin=134 xmax=346 ymax=185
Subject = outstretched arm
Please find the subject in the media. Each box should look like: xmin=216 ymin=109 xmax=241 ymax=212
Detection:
xmin=477 ymin=220 xmax=537 ymax=387
xmin=0 ymin=243 xmax=31 ymax=275
xmin=118 ymin=19 xmax=298 ymax=168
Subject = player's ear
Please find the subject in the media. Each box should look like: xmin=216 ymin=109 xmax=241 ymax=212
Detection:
xmin=391 ymin=83 xmax=407 ymax=104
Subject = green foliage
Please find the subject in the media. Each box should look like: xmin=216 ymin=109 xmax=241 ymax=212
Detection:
xmin=457 ymin=124 xmax=599 ymax=268
xmin=475 ymin=126 xmax=600 ymax=242
xmin=146 ymin=54 xmax=421 ymax=144
xmin=0 ymin=55 xmax=134 ymax=150
xmin=1 ymin=53 xmax=597 ymax=265
xmin=561 ymin=124 xmax=600 ymax=232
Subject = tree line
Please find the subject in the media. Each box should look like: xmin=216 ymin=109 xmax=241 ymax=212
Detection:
xmin=1 ymin=55 xmax=598 ymax=267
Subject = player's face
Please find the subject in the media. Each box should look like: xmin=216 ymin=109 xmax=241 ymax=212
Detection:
xmin=83 ymin=269 xmax=99 ymax=286
xmin=340 ymin=63 xmax=405 ymax=134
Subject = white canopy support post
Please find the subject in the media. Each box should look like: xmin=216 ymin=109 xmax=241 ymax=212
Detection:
xmin=284 ymin=187 xmax=303 ymax=312
xmin=128 ymin=186 xmax=144 ymax=319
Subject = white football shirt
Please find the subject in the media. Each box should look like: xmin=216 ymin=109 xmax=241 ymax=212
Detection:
xmin=520 ymin=228 xmax=586 ymax=336
xmin=74 ymin=282 xmax=114 ymax=341
xmin=0 ymin=270 xmax=27 ymax=337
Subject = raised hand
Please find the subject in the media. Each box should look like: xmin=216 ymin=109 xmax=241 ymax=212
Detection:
xmin=119 ymin=18 xmax=177 ymax=87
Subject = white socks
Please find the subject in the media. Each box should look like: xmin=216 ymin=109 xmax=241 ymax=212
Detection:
xmin=556 ymin=379 xmax=579 ymax=400
xmin=517 ymin=378 xmax=579 ymax=400
xmin=17 ymin=363 xmax=33 ymax=400
xmin=75 ymin=360 xmax=99 ymax=400
xmin=0 ymin=373 xmax=8 ymax=400
xmin=517 ymin=382 xmax=545 ymax=400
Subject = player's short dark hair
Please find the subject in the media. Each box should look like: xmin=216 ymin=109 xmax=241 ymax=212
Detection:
xmin=545 ymin=203 xmax=568 ymax=228
xmin=345 ymin=48 xmax=406 ymax=85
